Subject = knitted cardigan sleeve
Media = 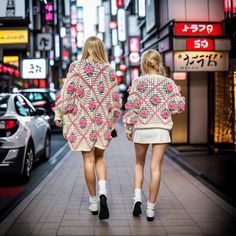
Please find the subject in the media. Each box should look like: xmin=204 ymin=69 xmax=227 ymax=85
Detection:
xmin=123 ymin=78 xmax=138 ymax=133
xmin=110 ymin=68 xmax=122 ymax=124
xmin=54 ymin=61 xmax=79 ymax=120
xmin=168 ymin=80 xmax=185 ymax=114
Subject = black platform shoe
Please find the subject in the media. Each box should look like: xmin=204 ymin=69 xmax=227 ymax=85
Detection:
xmin=99 ymin=194 xmax=109 ymax=220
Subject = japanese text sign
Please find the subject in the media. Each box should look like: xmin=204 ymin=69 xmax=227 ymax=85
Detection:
xmin=21 ymin=59 xmax=47 ymax=79
xmin=175 ymin=23 xmax=223 ymax=36
xmin=174 ymin=51 xmax=229 ymax=72
xmin=186 ymin=38 xmax=214 ymax=50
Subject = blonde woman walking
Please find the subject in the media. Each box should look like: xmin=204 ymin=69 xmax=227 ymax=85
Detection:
xmin=54 ymin=36 xmax=121 ymax=220
xmin=124 ymin=49 xmax=185 ymax=221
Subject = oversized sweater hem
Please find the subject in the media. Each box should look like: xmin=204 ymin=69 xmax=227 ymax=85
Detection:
xmin=126 ymin=123 xmax=173 ymax=131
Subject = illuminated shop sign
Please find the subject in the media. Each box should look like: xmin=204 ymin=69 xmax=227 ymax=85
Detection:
xmin=21 ymin=59 xmax=47 ymax=79
xmin=175 ymin=23 xmax=223 ymax=36
xmin=45 ymin=2 xmax=54 ymax=22
xmin=116 ymin=0 xmax=124 ymax=7
xmin=117 ymin=9 xmax=126 ymax=41
xmin=174 ymin=51 xmax=229 ymax=72
xmin=0 ymin=29 xmax=28 ymax=44
xmin=0 ymin=0 xmax=25 ymax=19
xmin=129 ymin=37 xmax=140 ymax=52
xmin=3 ymin=56 xmax=19 ymax=67
xmin=0 ymin=63 xmax=20 ymax=77
xmin=186 ymin=38 xmax=214 ymax=51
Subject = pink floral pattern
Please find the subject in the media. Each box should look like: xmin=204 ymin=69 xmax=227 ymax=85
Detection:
xmin=79 ymin=118 xmax=87 ymax=128
xmin=68 ymin=134 xmax=76 ymax=143
xmin=113 ymin=93 xmax=119 ymax=101
xmin=90 ymin=131 xmax=98 ymax=141
xmin=140 ymin=109 xmax=148 ymax=118
xmin=151 ymin=95 xmax=160 ymax=105
xmin=104 ymin=131 xmax=111 ymax=141
xmin=127 ymin=86 xmax=131 ymax=93
xmin=76 ymin=87 xmax=84 ymax=97
xmin=131 ymin=117 xmax=138 ymax=124
xmin=67 ymin=104 xmax=78 ymax=113
xmin=107 ymin=103 xmax=112 ymax=112
xmin=85 ymin=63 xmax=93 ymax=75
xmin=166 ymin=84 xmax=173 ymax=92
xmin=88 ymin=101 xmax=96 ymax=110
xmin=95 ymin=115 xmax=103 ymax=125
xmin=66 ymin=84 xmax=76 ymax=93
xmin=168 ymin=102 xmax=177 ymax=111
xmin=115 ymin=111 xmax=121 ymax=119
xmin=98 ymin=82 xmax=104 ymax=93
xmin=110 ymin=71 xmax=116 ymax=81
xmin=162 ymin=110 xmax=170 ymax=119
xmin=108 ymin=121 xmax=113 ymax=129
xmin=125 ymin=102 xmax=132 ymax=110
xmin=138 ymin=82 xmax=146 ymax=92
xmin=179 ymin=103 xmax=185 ymax=111
xmin=133 ymin=100 xmax=141 ymax=109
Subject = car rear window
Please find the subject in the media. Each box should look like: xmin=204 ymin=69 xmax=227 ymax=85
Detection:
xmin=22 ymin=92 xmax=45 ymax=102
xmin=0 ymin=95 xmax=10 ymax=116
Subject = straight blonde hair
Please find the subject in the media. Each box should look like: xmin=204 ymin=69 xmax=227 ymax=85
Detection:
xmin=141 ymin=49 xmax=165 ymax=76
xmin=81 ymin=36 xmax=108 ymax=64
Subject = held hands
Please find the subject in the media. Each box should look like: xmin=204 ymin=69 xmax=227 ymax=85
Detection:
xmin=55 ymin=119 xmax=62 ymax=127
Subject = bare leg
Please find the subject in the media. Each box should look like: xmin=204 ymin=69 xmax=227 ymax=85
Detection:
xmin=134 ymin=143 xmax=149 ymax=189
xmin=94 ymin=148 xmax=106 ymax=181
xmin=82 ymin=150 xmax=96 ymax=197
xmin=149 ymin=144 xmax=167 ymax=203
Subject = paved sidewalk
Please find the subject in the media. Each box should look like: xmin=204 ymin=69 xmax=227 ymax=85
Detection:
xmin=0 ymin=125 xmax=236 ymax=236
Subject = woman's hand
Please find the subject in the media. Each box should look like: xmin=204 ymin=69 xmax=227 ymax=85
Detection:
xmin=55 ymin=119 xmax=62 ymax=127
xmin=126 ymin=132 xmax=133 ymax=141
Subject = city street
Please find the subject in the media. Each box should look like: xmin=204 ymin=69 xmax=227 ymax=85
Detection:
xmin=0 ymin=124 xmax=235 ymax=236
xmin=0 ymin=130 xmax=68 ymax=223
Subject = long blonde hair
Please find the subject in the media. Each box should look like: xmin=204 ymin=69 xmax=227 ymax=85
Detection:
xmin=141 ymin=49 xmax=165 ymax=76
xmin=81 ymin=36 xmax=108 ymax=64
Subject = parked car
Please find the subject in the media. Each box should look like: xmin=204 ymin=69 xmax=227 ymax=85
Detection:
xmin=19 ymin=88 xmax=58 ymax=128
xmin=0 ymin=93 xmax=51 ymax=181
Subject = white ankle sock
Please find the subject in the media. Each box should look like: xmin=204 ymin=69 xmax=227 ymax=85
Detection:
xmin=133 ymin=188 xmax=142 ymax=202
xmin=89 ymin=195 xmax=98 ymax=203
xmin=98 ymin=180 xmax=107 ymax=196
xmin=146 ymin=201 xmax=155 ymax=210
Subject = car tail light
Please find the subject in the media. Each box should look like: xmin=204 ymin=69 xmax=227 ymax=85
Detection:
xmin=50 ymin=102 xmax=55 ymax=108
xmin=0 ymin=119 xmax=19 ymax=137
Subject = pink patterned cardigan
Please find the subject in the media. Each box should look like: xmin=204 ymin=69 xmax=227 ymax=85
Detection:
xmin=123 ymin=74 xmax=185 ymax=133
xmin=54 ymin=59 xmax=121 ymax=151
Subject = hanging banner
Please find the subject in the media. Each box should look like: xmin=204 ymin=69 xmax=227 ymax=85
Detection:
xmin=174 ymin=51 xmax=229 ymax=72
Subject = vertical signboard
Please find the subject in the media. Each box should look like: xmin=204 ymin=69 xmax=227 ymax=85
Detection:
xmin=0 ymin=0 xmax=25 ymax=19
xmin=117 ymin=8 xmax=126 ymax=42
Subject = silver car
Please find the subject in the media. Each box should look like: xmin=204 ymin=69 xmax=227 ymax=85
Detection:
xmin=0 ymin=93 xmax=51 ymax=181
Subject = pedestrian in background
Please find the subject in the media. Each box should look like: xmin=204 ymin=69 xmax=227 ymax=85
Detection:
xmin=124 ymin=49 xmax=185 ymax=221
xmin=54 ymin=36 xmax=121 ymax=220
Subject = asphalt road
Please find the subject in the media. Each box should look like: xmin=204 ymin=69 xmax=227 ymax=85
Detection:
xmin=0 ymin=129 xmax=68 ymax=223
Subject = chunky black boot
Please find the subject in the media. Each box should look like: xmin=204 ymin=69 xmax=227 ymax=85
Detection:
xmin=99 ymin=194 xmax=109 ymax=220
xmin=132 ymin=201 xmax=142 ymax=216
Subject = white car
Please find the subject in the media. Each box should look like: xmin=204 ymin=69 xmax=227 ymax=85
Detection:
xmin=0 ymin=93 xmax=51 ymax=181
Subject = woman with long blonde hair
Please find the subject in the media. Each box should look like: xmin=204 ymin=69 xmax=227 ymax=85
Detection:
xmin=54 ymin=36 xmax=121 ymax=220
xmin=124 ymin=49 xmax=185 ymax=221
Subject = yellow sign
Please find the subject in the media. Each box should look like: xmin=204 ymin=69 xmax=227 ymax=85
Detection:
xmin=0 ymin=30 xmax=28 ymax=44
xmin=3 ymin=56 xmax=19 ymax=67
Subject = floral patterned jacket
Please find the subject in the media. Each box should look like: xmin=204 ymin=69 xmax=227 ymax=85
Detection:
xmin=123 ymin=74 xmax=185 ymax=133
xmin=54 ymin=59 xmax=121 ymax=151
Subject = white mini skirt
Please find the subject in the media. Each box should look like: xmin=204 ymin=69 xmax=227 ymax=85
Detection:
xmin=133 ymin=128 xmax=171 ymax=144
